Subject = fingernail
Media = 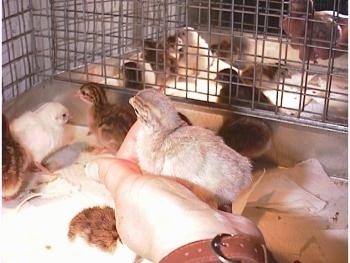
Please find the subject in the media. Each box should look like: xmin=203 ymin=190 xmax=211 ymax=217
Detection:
xmin=85 ymin=162 xmax=100 ymax=181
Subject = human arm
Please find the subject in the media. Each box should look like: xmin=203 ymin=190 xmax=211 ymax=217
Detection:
xmin=85 ymin=120 xmax=265 ymax=262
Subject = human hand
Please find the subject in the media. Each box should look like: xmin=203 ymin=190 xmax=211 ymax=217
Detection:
xmin=86 ymin=120 xmax=265 ymax=262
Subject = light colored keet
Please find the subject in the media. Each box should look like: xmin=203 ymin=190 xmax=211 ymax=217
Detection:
xmin=10 ymin=102 xmax=71 ymax=166
xmin=129 ymin=88 xmax=252 ymax=211
xmin=176 ymin=27 xmax=214 ymax=78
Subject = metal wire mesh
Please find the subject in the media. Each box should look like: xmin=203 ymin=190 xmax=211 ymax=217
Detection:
xmin=2 ymin=0 xmax=348 ymax=132
xmin=2 ymin=0 xmax=38 ymax=101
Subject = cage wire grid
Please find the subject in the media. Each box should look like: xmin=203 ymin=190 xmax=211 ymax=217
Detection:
xmin=2 ymin=0 xmax=348 ymax=132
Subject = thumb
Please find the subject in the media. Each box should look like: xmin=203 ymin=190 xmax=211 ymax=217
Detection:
xmin=85 ymin=157 xmax=142 ymax=194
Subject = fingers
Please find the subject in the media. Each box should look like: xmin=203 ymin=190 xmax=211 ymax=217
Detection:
xmin=116 ymin=120 xmax=142 ymax=162
xmin=85 ymin=157 xmax=141 ymax=195
xmin=84 ymin=119 xmax=143 ymax=202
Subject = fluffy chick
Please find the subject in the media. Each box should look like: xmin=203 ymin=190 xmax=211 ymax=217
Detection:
xmin=143 ymin=35 xmax=182 ymax=87
xmin=289 ymin=0 xmax=314 ymax=16
xmin=77 ymin=82 xmax=136 ymax=153
xmin=2 ymin=114 xmax=32 ymax=200
xmin=176 ymin=27 xmax=214 ymax=78
xmin=129 ymin=89 xmax=252 ymax=211
xmin=210 ymin=37 xmax=250 ymax=67
xmin=239 ymin=63 xmax=290 ymax=87
xmin=10 ymin=102 xmax=70 ymax=173
xmin=216 ymin=68 xmax=273 ymax=110
xmin=121 ymin=61 xmax=143 ymax=90
xmin=218 ymin=116 xmax=272 ymax=160
xmin=68 ymin=206 xmax=118 ymax=252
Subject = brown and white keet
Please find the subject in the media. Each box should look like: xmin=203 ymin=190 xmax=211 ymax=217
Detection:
xmin=68 ymin=206 xmax=118 ymax=252
xmin=2 ymin=114 xmax=32 ymax=200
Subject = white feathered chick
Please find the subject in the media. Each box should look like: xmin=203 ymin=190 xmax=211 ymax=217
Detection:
xmin=10 ymin=102 xmax=71 ymax=172
xmin=176 ymin=27 xmax=214 ymax=78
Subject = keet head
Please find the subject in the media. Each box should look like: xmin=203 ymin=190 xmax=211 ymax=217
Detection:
xmin=35 ymin=102 xmax=70 ymax=125
xmin=77 ymin=83 xmax=108 ymax=106
xmin=129 ymin=88 xmax=182 ymax=130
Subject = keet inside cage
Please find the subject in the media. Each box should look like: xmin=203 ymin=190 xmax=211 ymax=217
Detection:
xmin=2 ymin=0 xmax=348 ymax=263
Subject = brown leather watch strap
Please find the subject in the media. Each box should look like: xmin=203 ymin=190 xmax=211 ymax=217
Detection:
xmin=159 ymin=233 xmax=268 ymax=263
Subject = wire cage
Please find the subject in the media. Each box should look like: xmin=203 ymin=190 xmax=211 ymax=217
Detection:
xmin=2 ymin=3 xmax=348 ymax=262
xmin=2 ymin=0 xmax=348 ymax=133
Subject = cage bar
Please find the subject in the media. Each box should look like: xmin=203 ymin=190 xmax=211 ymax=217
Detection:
xmin=2 ymin=0 xmax=348 ymax=132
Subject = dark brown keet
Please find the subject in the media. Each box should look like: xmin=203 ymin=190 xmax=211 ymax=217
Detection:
xmin=77 ymin=82 xmax=136 ymax=153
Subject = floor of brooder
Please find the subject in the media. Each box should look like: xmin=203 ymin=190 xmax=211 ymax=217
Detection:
xmin=2 ymin=125 xmax=143 ymax=263
xmin=2 ymin=124 xmax=348 ymax=263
